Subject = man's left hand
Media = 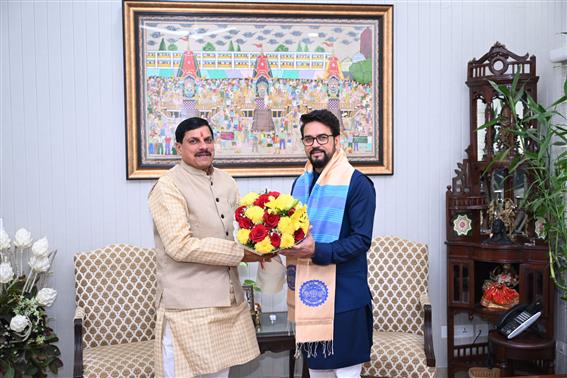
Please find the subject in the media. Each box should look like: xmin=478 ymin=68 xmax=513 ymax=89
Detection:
xmin=279 ymin=233 xmax=315 ymax=258
xmin=243 ymin=249 xmax=274 ymax=263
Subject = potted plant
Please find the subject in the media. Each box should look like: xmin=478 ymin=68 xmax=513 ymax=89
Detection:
xmin=484 ymin=74 xmax=567 ymax=299
xmin=0 ymin=226 xmax=63 ymax=377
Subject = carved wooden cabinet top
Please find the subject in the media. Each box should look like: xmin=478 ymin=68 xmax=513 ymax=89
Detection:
xmin=447 ymin=42 xmax=541 ymax=246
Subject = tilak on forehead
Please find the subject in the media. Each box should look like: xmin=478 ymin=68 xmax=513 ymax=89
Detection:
xmin=185 ymin=128 xmax=211 ymax=141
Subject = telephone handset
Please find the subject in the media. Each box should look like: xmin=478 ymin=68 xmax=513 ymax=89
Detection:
xmin=496 ymin=298 xmax=543 ymax=339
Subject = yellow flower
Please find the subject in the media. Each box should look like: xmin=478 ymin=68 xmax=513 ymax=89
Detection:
xmin=255 ymin=237 xmax=275 ymax=254
xmin=280 ymin=233 xmax=295 ymax=249
xmin=240 ymin=192 xmax=259 ymax=206
xmin=266 ymin=194 xmax=298 ymax=212
xmin=291 ymin=204 xmax=309 ymax=230
xmin=245 ymin=206 xmax=265 ymax=224
xmin=236 ymin=229 xmax=250 ymax=245
xmin=277 ymin=216 xmax=295 ymax=235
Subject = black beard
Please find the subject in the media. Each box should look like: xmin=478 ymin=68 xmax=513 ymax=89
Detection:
xmin=309 ymin=149 xmax=331 ymax=170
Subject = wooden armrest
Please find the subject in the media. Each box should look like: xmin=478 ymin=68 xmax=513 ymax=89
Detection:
xmin=74 ymin=306 xmax=84 ymax=378
xmin=420 ymin=292 xmax=431 ymax=306
xmin=420 ymin=293 xmax=436 ymax=367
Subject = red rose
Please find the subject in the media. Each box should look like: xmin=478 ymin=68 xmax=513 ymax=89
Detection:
xmin=263 ymin=212 xmax=280 ymax=228
xmin=269 ymin=232 xmax=281 ymax=248
xmin=249 ymin=224 xmax=269 ymax=242
xmin=267 ymin=191 xmax=280 ymax=198
xmin=254 ymin=194 xmax=272 ymax=207
xmin=294 ymin=228 xmax=305 ymax=242
xmin=235 ymin=206 xmax=247 ymax=222
xmin=287 ymin=208 xmax=295 ymax=216
xmin=238 ymin=217 xmax=253 ymax=230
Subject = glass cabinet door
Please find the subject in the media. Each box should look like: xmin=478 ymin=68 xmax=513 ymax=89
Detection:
xmin=449 ymin=260 xmax=473 ymax=307
xmin=519 ymin=264 xmax=550 ymax=315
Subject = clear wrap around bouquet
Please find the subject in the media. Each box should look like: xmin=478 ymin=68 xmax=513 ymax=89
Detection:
xmin=234 ymin=191 xmax=309 ymax=255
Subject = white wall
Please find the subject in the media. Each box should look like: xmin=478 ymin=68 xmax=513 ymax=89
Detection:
xmin=1 ymin=1 xmax=566 ymax=377
xmin=553 ymin=12 xmax=567 ymax=371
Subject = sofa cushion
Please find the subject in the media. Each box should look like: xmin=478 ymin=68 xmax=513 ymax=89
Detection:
xmin=83 ymin=339 xmax=154 ymax=378
xmin=362 ymin=331 xmax=436 ymax=378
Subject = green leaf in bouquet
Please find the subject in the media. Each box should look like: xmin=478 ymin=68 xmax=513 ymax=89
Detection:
xmin=48 ymin=357 xmax=63 ymax=374
xmin=29 ymin=285 xmax=39 ymax=297
xmin=25 ymin=364 xmax=38 ymax=376
xmin=14 ymin=361 xmax=28 ymax=374
xmin=3 ymin=365 xmax=15 ymax=378
xmin=43 ymin=344 xmax=61 ymax=356
xmin=30 ymin=349 xmax=49 ymax=366
xmin=43 ymin=335 xmax=57 ymax=343
xmin=9 ymin=277 xmax=26 ymax=293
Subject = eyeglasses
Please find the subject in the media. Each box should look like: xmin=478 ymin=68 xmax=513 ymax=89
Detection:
xmin=301 ymin=134 xmax=334 ymax=146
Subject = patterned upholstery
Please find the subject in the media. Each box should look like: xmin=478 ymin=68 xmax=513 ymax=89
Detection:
xmin=74 ymin=244 xmax=156 ymax=377
xmin=362 ymin=236 xmax=436 ymax=378
xmin=83 ymin=340 xmax=154 ymax=378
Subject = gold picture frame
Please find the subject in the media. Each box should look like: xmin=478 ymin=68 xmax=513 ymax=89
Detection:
xmin=123 ymin=1 xmax=393 ymax=179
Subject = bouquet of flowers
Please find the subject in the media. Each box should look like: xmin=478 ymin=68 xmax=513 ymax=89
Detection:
xmin=234 ymin=191 xmax=309 ymax=255
xmin=0 ymin=224 xmax=63 ymax=377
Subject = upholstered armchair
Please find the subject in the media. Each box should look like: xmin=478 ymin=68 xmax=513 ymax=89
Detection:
xmin=362 ymin=236 xmax=436 ymax=378
xmin=73 ymin=244 xmax=156 ymax=378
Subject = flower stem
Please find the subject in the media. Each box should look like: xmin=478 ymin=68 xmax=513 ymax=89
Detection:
xmin=23 ymin=271 xmax=36 ymax=293
xmin=19 ymin=247 xmax=24 ymax=277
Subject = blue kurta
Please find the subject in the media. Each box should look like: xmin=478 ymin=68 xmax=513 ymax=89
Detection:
xmin=292 ymin=170 xmax=376 ymax=369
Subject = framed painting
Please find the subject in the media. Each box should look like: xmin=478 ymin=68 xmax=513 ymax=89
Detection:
xmin=123 ymin=1 xmax=393 ymax=179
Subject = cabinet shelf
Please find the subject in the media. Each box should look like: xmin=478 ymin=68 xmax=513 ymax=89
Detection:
xmin=473 ymin=304 xmax=507 ymax=322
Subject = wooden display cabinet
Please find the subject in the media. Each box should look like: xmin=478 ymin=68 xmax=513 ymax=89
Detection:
xmin=445 ymin=43 xmax=555 ymax=377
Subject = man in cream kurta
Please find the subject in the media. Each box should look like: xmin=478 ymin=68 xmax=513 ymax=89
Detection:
xmin=148 ymin=117 xmax=262 ymax=378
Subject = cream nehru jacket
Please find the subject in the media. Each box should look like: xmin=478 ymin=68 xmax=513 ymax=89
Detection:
xmin=149 ymin=161 xmax=246 ymax=309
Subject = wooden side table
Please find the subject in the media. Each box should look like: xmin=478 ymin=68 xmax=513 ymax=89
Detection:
xmin=256 ymin=311 xmax=309 ymax=378
xmin=488 ymin=330 xmax=555 ymax=376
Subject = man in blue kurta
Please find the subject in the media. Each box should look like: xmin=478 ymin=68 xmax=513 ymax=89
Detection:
xmin=280 ymin=109 xmax=376 ymax=378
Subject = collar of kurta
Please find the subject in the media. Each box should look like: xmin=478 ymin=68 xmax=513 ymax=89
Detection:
xmin=179 ymin=160 xmax=214 ymax=176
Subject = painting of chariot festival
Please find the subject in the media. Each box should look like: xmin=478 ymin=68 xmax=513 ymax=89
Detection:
xmin=124 ymin=3 xmax=392 ymax=178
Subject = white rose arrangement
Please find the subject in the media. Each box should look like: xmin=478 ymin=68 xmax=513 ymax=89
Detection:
xmin=0 ymin=222 xmax=63 ymax=377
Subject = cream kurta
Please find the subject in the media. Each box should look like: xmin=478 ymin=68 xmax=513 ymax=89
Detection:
xmin=148 ymin=162 xmax=259 ymax=377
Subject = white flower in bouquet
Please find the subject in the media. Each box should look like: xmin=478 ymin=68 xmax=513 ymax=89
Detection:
xmin=29 ymin=255 xmax=51 ymax=272
xmin=31 ymin=237 xmax=49 ymax=257
xmin=0 ymin=262 xmax=14 ymax=283
xmin=0 ymin=222 xmax=63 ymax=376
xmin=36 ymin=287 xmax=57 ymax=307
xmin=9 ymin=314 xmax=30 ymax=332
xmin=0 ymin=228 xmax=10 ymax=250
xmin=14 ymin=228 xmax=32 ymax=248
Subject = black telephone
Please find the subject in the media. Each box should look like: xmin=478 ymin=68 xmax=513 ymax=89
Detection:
xmin=496 ymin=298 xmax=543 ymax=339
